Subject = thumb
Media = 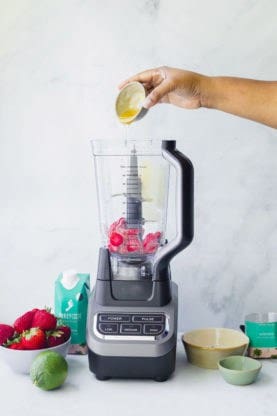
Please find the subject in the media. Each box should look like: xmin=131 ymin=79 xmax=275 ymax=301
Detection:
xmin=143 ymin=81 xmax=171 ymax=109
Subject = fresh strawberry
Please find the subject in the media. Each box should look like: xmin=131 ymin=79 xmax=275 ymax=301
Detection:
xmin=13 ymin=309 xmax=38 ymax=332
xmin=32 ymin=309 xmax=57 ymax=331
xmin=0 ymin=324 xmax=15 ymax=345
xmin=58 ymin=326 xmax=71 ymax=342
xmin=8 ymin=341 xmax=25 ymax=350
xmin=21 ymin=328 xmax=46 ymax=350
xmin=47 ymin=326 xmax=71 ymax=347
xmin=5 ymin=333 xmax=23 ymax=349
xmin=47 ymin=330 xmax=64 ymax=347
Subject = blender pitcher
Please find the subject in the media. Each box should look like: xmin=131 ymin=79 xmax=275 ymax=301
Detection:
xmin=91 ymin=140 xmax=193 ymax=287
xmin=91 ymin=139 xmax=170 ymax=282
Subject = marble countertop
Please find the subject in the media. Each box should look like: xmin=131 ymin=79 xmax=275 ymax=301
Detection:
xmin=1 ymin=338 xmax=276 ymax=416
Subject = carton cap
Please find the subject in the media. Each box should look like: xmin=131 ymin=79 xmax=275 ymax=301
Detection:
xmin=61 ymin=269 xmax=79 ymax=290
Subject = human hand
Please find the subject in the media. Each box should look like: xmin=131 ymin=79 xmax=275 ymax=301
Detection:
xmin=119 ymin=66 xmax=209 ymax=110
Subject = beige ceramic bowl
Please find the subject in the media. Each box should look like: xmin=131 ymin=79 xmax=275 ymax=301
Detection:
xmin=182 ymin=328 xmax=249 ymax=369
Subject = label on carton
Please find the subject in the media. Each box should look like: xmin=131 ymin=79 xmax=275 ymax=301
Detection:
xmin=246 ymin=321 xmax=277 ymax=348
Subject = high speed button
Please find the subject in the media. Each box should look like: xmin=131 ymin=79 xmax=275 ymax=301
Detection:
xmin=143 ymin=324 xmax=164 ymax=335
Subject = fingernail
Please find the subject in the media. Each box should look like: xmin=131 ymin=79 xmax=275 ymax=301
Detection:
xmin=142 ymin=96 xmax=152 ymax=109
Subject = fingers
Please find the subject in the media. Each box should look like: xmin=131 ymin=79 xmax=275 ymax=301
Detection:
xmin=143 ymin=80 xmax=171 ymax=109
xmin=118 ymin=68 xmax=162 ymax=89
xmin=118 ymin=67 xmax=170 ymax=108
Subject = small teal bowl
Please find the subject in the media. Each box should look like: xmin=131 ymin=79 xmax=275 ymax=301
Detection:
xmin=218 ymin=355 xmax=262 ymax=385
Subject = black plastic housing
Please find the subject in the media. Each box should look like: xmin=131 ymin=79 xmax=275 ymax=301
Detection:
xmin=95 ymin=247 xmax=172 ymax=306
xmin=88 ymin=346 xmax=176 ymax=381
xmin=152 ymin=140 xmax=194 ymax=281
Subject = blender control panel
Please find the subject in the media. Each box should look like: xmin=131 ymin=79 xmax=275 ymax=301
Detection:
xmin=96 ymin=313 xmax=166 ymax=337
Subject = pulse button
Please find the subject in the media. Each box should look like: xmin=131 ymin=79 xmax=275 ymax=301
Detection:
xmin=132 ymin=315 xmax=164 ymax=323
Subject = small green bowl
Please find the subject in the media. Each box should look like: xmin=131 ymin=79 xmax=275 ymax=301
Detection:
xmin=218 ymin=356 xmax=262 ymax=386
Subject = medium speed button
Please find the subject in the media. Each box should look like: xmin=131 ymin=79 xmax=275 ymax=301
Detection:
xmin=120 ymin=324 xmax=141 ymax=335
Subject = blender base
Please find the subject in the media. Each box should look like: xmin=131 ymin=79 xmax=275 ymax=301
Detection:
xmin=88 ymin=345 xmax=176 ymax=381
xmin=87 ymin=275 xmax=178 ymax=382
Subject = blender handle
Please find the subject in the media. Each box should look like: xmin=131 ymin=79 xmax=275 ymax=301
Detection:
xmin=153 ymin=140 xmax=194 ymax=281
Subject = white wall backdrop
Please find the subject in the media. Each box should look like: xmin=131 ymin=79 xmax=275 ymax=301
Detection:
xmin=0 ymin=0 xmax=276 ymax=332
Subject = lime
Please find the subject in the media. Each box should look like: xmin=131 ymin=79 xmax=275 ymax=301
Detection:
xmin=30 ymin=351 xmax=68 ymax=390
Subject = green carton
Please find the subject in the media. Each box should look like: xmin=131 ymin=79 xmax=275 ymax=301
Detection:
xmin=55 ymin=270 xmax=90 ymax=354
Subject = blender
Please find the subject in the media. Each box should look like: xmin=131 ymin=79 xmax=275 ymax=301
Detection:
xmin=87 ymin=139 xmax=193 ymax=381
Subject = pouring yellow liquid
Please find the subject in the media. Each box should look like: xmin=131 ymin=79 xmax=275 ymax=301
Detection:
xmin=118 ymin=108 xmax=139 ymax=124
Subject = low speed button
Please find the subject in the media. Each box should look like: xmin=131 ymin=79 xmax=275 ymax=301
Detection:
xmin=143 ymin=324 xmax=164 ymax=335
xmin=98 ymin=323 xmax=118 ymax=335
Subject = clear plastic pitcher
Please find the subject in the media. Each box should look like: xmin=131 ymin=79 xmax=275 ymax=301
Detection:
xmin=91 ymin=139 xmax=193 ymax=282
xmin=91 ymin=140 xmax=170 ymax=280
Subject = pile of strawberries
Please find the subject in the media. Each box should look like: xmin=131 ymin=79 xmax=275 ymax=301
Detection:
xmin=0 ymin=308 xmax=71 ymax=350
xmin=108 ymin=217 xmax=162 ymax=255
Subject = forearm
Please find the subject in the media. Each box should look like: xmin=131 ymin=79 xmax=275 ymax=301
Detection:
xmin=201 ymin=76 xmax=277 ymax=129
